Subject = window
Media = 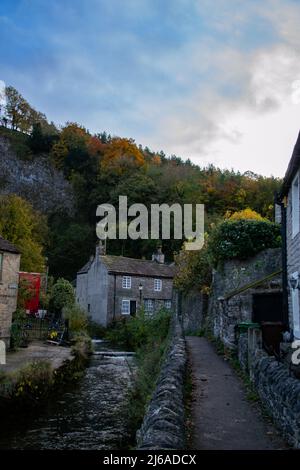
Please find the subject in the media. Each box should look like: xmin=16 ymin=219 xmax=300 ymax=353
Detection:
xmin=154 ymin=278 xmax=162 ymax=291
xmin=0 ymin=253 xmax=2 ymax=281
xmin=164 ymin=300 xmax=172 ymax=309
xmin=291 ymin=272 xmax=300 ymax=339
xmin=292 ymin=173 xmax=299 ymax=238
xmin=121 ymin=299 xmax=130 ymax=315
xmin=122 ymin=276 xmax=131 ymax=289
xmin=144 ymin=299 xmax=154 ymax=314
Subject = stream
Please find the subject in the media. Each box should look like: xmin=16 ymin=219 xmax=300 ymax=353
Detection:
xmin=0 ymin=340 xmax=135 ymax=450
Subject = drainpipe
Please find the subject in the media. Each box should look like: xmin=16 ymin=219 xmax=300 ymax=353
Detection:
xmin=276 ymin=192 xmax=289 ymax=329
xmin=113 ymin=274 xmax=116 ymax=321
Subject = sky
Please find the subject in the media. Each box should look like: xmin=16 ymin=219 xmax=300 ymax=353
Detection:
xmin=1 ymin=0 xmax=300 ymax=177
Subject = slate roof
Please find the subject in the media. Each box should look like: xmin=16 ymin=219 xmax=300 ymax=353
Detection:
xmin=280 ymin=130 xmax=300 ymax=197
xmin=77 ymin=255 xmax=175 ymax=278
xmin=0 ymin=236 xmax=20 ymax=254
xmin=77 ymin=257 xmax=94 ymax=274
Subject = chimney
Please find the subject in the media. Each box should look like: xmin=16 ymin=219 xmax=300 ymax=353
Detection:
xmin=152 ymin=245 xmax=165 ymax=264
xmin=96 ymin=240 xmax=106 ymax=257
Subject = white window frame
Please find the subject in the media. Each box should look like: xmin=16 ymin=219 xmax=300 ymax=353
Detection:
xmin=154 ymin=278 xmax=162 ymax=292
xmin=122 ymin=276 xmax=132 ymax=289
xmin=121 ymin=299 xmax=130 ymax=315
xmin=292 ymin=172 xmax=300 ymax=238
xmin=164 ymin=300 xmax=172 ymax=309
xmin=291 ymin=272 xmax=300 ymax=339
xmin=144 ymin=299 xmax=154 ymax=313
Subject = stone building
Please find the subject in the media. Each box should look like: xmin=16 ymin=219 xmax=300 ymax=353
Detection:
xmin=0 ymin=236 xmax=21 ymax=347
xmin=76 ymin=245 xmax=175 ymax=326
xmin=278 ymin=130 xmax=300 ymax=340
xmin=208 ymin=248 xmax=283 ymax=350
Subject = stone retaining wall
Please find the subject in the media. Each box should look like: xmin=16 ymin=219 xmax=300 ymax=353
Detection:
xmin=251 ymin=353 xmax=300 ymax=448
xmin=137 ymin=316 xmax=187 ymax=449
xmin=237 ymin=328 xmax=300 ymax=448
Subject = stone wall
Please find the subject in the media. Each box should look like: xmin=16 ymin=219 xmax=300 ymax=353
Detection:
xmin=208 ymin=248 xmax=282 ymax=349
xmin=253 ymin=356 xmax=300 ymax=448
xmin=174 ymin=289 xmax=206 ymax=334
xmin=0 ymin=251 xmax=21 ymax=347
xmin=237 ymin=328 xmax=300 ymax=448
xmin=113 ymin=273 xmax=173 ymax=322
xmin=137 ymin=316 xmax=186 ymax=449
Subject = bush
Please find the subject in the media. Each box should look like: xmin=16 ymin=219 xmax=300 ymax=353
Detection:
xmin=174 ymin=239 xmax=211 ymax=293
xmin=87 ymin=320 xmax=107 ymax=339
xmin=62 ymin=303 xmax=88 ymax=334
xmin=106 ymin=308 xmax=171 ymax=351
xmin=13 ymin=360 xmax=53 ymax=401
xmin=225 ymin=208 xmax=267 ymax=221
xmin=208 ymin=219 xmax=281 ymax=267
xmin=49 ymin=278 xmax=75 ymax=315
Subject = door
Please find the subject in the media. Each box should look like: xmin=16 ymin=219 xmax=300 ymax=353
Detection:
xmin=130 ymin=300 xmax=137 ymax=316
xmin=252 ymin=292 xmax=284 ymax=355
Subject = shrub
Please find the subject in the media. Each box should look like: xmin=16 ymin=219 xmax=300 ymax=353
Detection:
xmin=208 ymin=219 xmax=281 ymax=267
xmin=174 ymin=239 xmax=211 ymax=293
xmin=106 ymin=307 xmax=171 ymax=351
xmin=62 ymin=303 xmax=88 ymax=334
xmin=87 ymin=320 xmax=107 ymax=339
xmin=13 ymin=360 xmax=53 ymax=401
xmin=49 ymin=278 xmax=75 ymax=315
xmin=225 ymin=208 xmax=267 ymax=221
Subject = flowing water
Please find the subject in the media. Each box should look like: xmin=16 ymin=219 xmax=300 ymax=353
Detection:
xmin=0 ymin=341 xmax=135 ymax=450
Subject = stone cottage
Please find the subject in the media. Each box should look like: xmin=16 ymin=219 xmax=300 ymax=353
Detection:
xmin=0 ymin=236 xmax=21 ymax=347
xmin=76 ymin=245 xmax=175 ymax=326
xmin=278 ymin=130 xmax=300 ymax=340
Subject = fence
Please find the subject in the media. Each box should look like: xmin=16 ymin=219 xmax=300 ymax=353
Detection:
xmin=18 ymin=317 xmax=64 ymax=341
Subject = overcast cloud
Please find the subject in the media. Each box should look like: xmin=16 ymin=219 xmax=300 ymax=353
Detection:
xmin=1 ymin=0 xmax=300 ymax=176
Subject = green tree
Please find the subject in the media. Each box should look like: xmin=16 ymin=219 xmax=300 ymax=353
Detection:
xmin=49 ymin=278 xmax=75 ymax=316
xmin=0 ymin=194 xmax=46 ymax=272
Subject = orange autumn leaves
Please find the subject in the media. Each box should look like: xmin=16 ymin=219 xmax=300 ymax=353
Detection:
xmin=51 ymin=122 xmax=152 ymax=175
xmin=100 ymin=137 xmax=145 ymax=174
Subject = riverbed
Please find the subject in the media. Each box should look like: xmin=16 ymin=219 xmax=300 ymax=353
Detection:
xmin=0 ymin=341 xmax=135 ymax=450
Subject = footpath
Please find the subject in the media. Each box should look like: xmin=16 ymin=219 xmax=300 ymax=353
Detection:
xmin=186 ymin=336 xmax=287 ymax=450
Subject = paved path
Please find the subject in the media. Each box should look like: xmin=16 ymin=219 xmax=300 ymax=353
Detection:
xmin=0 ymin=341 xmax=72 ymax=374
xmin=186 ymin=336 xmax=287 ymax=450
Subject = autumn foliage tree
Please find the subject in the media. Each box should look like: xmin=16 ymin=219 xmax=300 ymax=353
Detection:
xmin=100 ymin=137 xmax=145 ymax=174
xmin=0 ymin=195 xmax=47 ymax=272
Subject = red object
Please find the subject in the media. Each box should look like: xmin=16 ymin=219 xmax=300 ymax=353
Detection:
xmin=19 ymin=272 xmax=41 ymax=314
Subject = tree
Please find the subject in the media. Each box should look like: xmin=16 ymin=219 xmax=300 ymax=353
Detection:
xmin=49 ymin=278 xmax=75 ymax=316
xmin=28 ymin=122 xmax=59 ymax=154
xmin=4 ymin=86 xmax=31 ymax=132
xmin=4 ymin=86 xmax=50 ymax=134
xmin=0 ymin=194 xmax=46 ymax=272
xmin=46 ymin=214 xmax=95 ymax=280
xmin=100 ymin=137 xmax=145 ymax=174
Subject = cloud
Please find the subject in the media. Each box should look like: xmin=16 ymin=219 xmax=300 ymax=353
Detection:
xmin=138 ymin=0 xmax=300 ymax=175
xmin=1 ymin=0 xmax=300 ymax=176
